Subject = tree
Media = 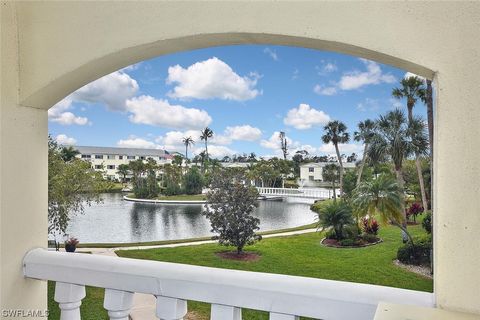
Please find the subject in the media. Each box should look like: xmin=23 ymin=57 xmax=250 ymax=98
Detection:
xmin=116 ymin=164 xmax=130 ymax=186
xmin=315 ymin=200 xmax=353 ymax=240
xmin=60 ymin=146 xmax=80 ymax=162
xmin=368 ymin=109 xmax=428 ymax=239
xmin=204 ymin=169 xmax=261 ymax=254
xmin=323 ymin=163 xmax=339 ymax=200
xmin=200 ymin=127 xmax=214 ymax=160
xmin=183 ymin=166 xmax=204 ymax=195
xmin=392 ymin=76 xmax=429 ymax=211
xmin=182 ymin=136 xmax=195 ymax=161
xmin=130 ymin=158 xmax=160 ymax=199
xmin=322 ymin=121 xmax=350 ymax=195
xmin=279 ymin=131 xmax=288 ymax=160
xmin=48 ymin=137 xmax=105 ymax=237
xmin=353 ymin=174 xmax=414 ymax=245
xmin=353 ymin=119 xmax=375 ymax=186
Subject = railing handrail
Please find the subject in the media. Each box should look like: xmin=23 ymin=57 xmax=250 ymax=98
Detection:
xmin=23 ymin=249 xmax=433 ymax=319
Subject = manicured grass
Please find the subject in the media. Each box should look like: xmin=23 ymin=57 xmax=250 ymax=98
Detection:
xmin=116 ymin=224 xmax=432 ymax=319
xmin=156 ymin=194 xmax=206 ymax=201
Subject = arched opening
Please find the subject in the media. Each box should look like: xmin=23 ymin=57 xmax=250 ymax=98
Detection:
xmin=46 ymin=42 xmax=436 ymax=318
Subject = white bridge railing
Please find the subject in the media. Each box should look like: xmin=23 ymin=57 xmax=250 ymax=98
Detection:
xmin=23 ymin=249 xmax=433 ymax=320
xmin=257 ymin=187 xmax=332 ymax=199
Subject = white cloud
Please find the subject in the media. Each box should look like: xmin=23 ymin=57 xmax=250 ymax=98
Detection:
xmin=260 ymin=131 xmax=299 ymax=151
xmin=155 ymin=130 xmax=202 ymax=151
xmin=125 ymin=95 xmax=212 ymax=130
xmin=224 ymin=125 xmax=262 ymax=141
xmin=283 ymin=103 xmax=331 ymax=130
xmin=317 ymin=61 xmax=338 ymax=75
xmin=357 ymin=98 xmax=380 ymax=112
xmin=318 ymin=143 xmax=364 ymax=155
xmin=389 ymin=97 xmax=403 ymax=109
xmin=263 ymin=48 xmax=279 ymax=61
xmin=291 ymin=144 xmax=317 ymax=155
xmin=194 ymin=145 xmax=236 ymax=158
xmin=55 ymin=134 xmax=77 ymax=145
xmin=313 ymin=84 xmax=338 ymax=96
xmin=73 ymin=71 xmax=139 ymax=112
xmin=338 ymin=58 xmax=396 ymax=90
xmin=404 ymin=72 xmax=426 ymax=83
xmin=49 ymin=96 xmax=90 ymax=125
xmin=117 ymin=138 xmax=161 ymax=149
xmin=166 ymin=57 xmax=260 ymax=101
xmin=291 ymin=68 xmax=300 ymax=80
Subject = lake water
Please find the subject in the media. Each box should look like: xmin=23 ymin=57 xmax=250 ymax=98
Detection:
xmin=66 ymin=193 xmax=317 ymax=243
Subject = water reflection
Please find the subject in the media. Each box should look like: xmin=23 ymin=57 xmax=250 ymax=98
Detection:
xmin=67 ymin=193 xmax=316 ymax=243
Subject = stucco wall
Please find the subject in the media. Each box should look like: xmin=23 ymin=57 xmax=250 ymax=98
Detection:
xmin=2 ymin=1 xmax=480 ymax=316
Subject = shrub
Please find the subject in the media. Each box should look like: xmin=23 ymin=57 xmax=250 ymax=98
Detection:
xmin=397 ymin=237 xmax=432 ymax=265
xmin=407 ymin=202 xmax=424 ymax=223
xmin=163 ymin=178 xmax=182 ymax=196
xmin=325 ymin=229 xmax=336 ymax=240
xmin=362 ymin=218 xmax=379 ymax=235
xmin=422 ymin=211 xmax=432 ymax=234
xmin=361 ymin=233 xmax=379 ymax=243
xmin=342 ymin=224 xmax=359 ymax=240
xmin=339 ymin=239 xmax=355 ymax=247
xmin=315 ymin=201 xmax=354 ymax=240
xmin=183 ymin=167 xmax=204 ymax=195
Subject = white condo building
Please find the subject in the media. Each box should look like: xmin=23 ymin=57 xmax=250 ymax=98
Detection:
xmin=75 ymin=146 xmax=172 ymax=180
xmin=300 ymin=162 xmax=356 ymax=184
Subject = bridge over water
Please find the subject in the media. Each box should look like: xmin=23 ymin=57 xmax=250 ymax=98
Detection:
xmin=256 ymin=187 xmax=334 ymax=200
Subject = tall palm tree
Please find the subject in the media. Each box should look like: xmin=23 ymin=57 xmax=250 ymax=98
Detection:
xmin=353 ymin=119 xmax=375 ymax=186
xmin=279 ymin=131 xmax=288 ymax=160
xmin=200 ymin=127 xmax=213 ymax=160
xmin=322 ymin=120 xmax=350 ymax=196
xmin=353 ymin=174 xmax=414 ymax=245
xmin=368 ymin=109 xmax=428 ymax=240
xmin=182 ymin=136 xmax=195 ymax=161
xmin=392 ymin=76 xmax=429 ymax=210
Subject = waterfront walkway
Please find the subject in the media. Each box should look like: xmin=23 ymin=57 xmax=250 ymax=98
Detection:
xmin=77 ymin=228 xmax=317 ymax=320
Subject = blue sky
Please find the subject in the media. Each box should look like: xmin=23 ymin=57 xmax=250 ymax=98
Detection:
xmin=48 ymin=45 xmax=427 ymax=159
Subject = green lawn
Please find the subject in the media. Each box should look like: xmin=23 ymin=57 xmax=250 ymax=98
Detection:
xmin=48 ymin=224 xmax=432 ymax=320
xmin=156 ymin=194 xmax=206 ymax=201
xmin=115 ymin=224 xmax=432 ymax=320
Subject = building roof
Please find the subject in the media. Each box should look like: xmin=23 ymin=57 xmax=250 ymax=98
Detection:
xmin=299 ymin=162 xmax=357 ymax=168
xmin=75 ymin=146 xmax=169 ymax=157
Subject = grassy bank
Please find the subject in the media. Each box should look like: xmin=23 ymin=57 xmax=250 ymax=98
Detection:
xmin=156 ymin=194 xmax=206 ymax=201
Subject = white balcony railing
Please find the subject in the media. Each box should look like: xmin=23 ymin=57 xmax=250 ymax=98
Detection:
xmin=23 ymin=249 xmax=433 ymax=320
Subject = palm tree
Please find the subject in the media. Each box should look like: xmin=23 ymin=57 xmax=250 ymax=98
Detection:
xmin=200 ymin=127 xmax=213 ymax=160
xmin=182 ymin=136 xmax=194 ymax=161
xmin=392 ymin=76 xmax=429 ymax=211
xmin=353 ymin=174 xmax=414 ymax=245
xmin=323 ymin=163 xmax=339 ymax=200
xmin=322 ymin=121 xmax=350 ymax=195
xmin=279 ymin=131 xmax=288 ymax=160
xmin=315 ymin=200 xmax=353 ymax=240
xmin=368 ymin=109 xmax=428 ymax=240
xmin=60 ymin=146 xmax=80 ymax=162
xmin=353 ymin=119 xmax=375 ymax=186
xmin=116 ymin=164 xmax=130 ymax=186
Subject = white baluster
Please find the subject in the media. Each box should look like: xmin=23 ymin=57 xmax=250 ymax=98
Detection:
xmin=156 ymin=296 xmax=187 ymax=320
xmin=104 ymin=289 xmax=134 ymax=320
xmin=54 ymin=282 xmax=86 ymax=320
xmin=270 ymin=312 xmax=299 ymax=320
xmin=211 ymin=304 xmax=242 ymax=320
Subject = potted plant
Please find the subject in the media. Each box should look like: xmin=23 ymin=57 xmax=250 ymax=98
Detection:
xmin=65 ymin=237 xmax=79 ymax=252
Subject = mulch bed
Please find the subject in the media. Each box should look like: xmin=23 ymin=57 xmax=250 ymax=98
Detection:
xmin=215 ymin=251 xmax=261 ymax=261
xmin=321 ymin=237 xmax=382 ymax=248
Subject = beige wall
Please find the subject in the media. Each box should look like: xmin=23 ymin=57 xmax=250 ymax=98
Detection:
xmin=2 ymin=1 xmax=480 ymax=316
